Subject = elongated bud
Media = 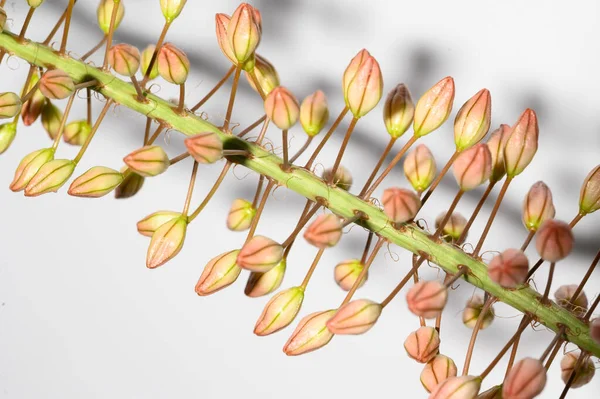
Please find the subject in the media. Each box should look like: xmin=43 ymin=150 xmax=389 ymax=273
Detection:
xmin=384 ymin=84 xmax=414 ymax=138
xmin=0 ymin=7 xmax=6 ymax=31
xmin=404 ymin=144 xmax=436 ymax=193
xmin=137 ymin=211 xmax=181 ymax=237
xmin=39 ymin=70 xmax=74 ymax=100
xmin=245 ymin=54 xmax=279 ymax=96
xmin=504 ymin=109 xmax=539 ymax=177
xmin=488 ymin=248 xmax=529 ymax=288
xmin=157 ymin=43 xmax=190 ymax=85
xmin=342 ymin=49 xmax=383 ymax=118
xmin=522 ymin=181 xmax=555 ymax=232
xmin=146 ymin=216 xmax=187 ymax=268
xmin=195 ymin=250 xmax=241 ymax=296
xmin=462 ymin=296 xmax=494 ymax=330
xmin=215 ymin=14 xmax=237 ymax=65
xmin=0 ymin=122 xmax=17 ymax=154
xmin=227 ymin=198 xmax=256 ymax=232
xmin=322 ymin=165 xmax=352 ymax=191
xmin=283 ymin=309 xmax=335 ymax=356
xmin=579 ymin=165 xmax=600 ymax=215
xmin=382 ymin=187 xmax=421 ymax=224
xmin=591 ymin=318 xmax=600 ymax=344
xmin=21 ymin=72 xmax=46 ymax=126
xmin=535 ymin=219 xmax=574 ymax=262
xmin=421 ymin=355 xmax=458 ymax=394
xmin=452 ymin=144 xmax=492 ymax=191
xmin=560 ymin=352 xmax=595 ymax=388
xmin=97 ymin=0 xmax=125 ymax=34
xmin=27 ymin=0 xmax=44 ymax=8
xmin=63 ymin=120 xmax=91 ymax=146
xmin=0 ymin=92 xmax=22 ymax=119
xmin=554 ymin=284 xmax=588 ymax=316
xmin=108 ymin=44 xmax=140 ymax=77
xmin=264 ymin=86 xmax=300 ymax=130
xmin=160 ymin=0 xmax=187 ymax=22
xmin=41 ymin=101 xmax=63 ymax=140
xmin=476 ymin=386 xmax=502 ymax=399
xmin=430 ymin=376 xmax=481 ymax=399
xmin=10 ymin=148 xmax=55 ymax=192
xmin=486 ymin=124 xmax=511 ymax=183
xmin=24 ymin=159 xmax=75 ymax=197
xmin=404 ymin=326 xmax=440 ymax=363
xmin=184 ymin=132 xmax=223 ymax=164
xmin=407 ymin=281 xmax=448 ymax=319
xmin=254 ymin=286 xmax=304 ymax=336
xmin=237 ymin=235 xmax=284 ymax=273
xmin=115 ymin=170 xmax=144 ymax=199
xmin=454 ymin=89 xmax=492 ymax=151
xmin=502 ymin=358 xmax=546 ymax=399
xmin=413 ymin=77 xmax=455 ymax=137
xmin=245 ymin=258 xmax=286 ymax=298
xmin=123 ymin=145 xmax=169 ymax=177
xmin=300 ymin=90 xmax=329 ymax=136
xmin=334 ymin=259 xmax=367 ymax=291
xmin=141 ymin=45 xmax=159 ymax=80
xmin=67 ymin=166 xmax=123 ymax=198
xmin=435 ymin=212 xmax=467 ymax=244
xmin=327 ymin=299 xmax=382 ymax=335
xmin=303 ymin=214 xmax=343 ymax=249
xmin=227 ymin=3 xmax=261 ymax=65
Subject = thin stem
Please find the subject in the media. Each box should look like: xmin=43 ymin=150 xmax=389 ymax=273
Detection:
xmin=19 ymin=80 xmax=40 ymax=104
xmin=249 ymin=70 xmax=267 ymax=100
xmin=80 ymin=36 xmax=107 ymax=62
xmin=540 ymin=325 xmax=566 ymax=363
xmin=289 ymin=136 xmax=313 ymax=164
xmin=570 ymin=248 xmax=600 ymax=303
xmin=169 ymin=152 xmax=190 ymax=165
xmin=541 ymin=262 xmax=555 ymax=303
xmin=188 ymin=162 xmax=231 ymax=222
xmin=86 ymin=88 xmax=92 ymax=126
xmin=544 ymin=338 xmax=563 ymax=371
xmin=505 ymin=329 xmax=522 ymax=377
xmin=444 ymin=265 xmax=468 ymax=288
xmin=141 ymin=21 xmax=171 ymax=85
xmin=559 ymin=352 xmax=587 ymax=399
xmin=181 ymin=161 xmax=199 ymax=216
xmin=43 ymin=1 xmax=77 ymax=45
xmin=59 ymin=0 xmax=76 ymax=55
xmin=420 ymin=150 xmax=460 ymax=207
xmin=462 ymin=297 xmax=495 ymax=375
xmin=412 ymin=254 xmax=426 ymax=327
xmin=358 ymin=137 xmax=397 ymax=198
xmin=520 ymin=230 xmax=535 ymax=252
xmin=102 ymin=0 xmax=120 ymax=70
xmin=300 ymin=248 xmax=325 ymax=289
xmin=360 ymin=232 xmax=374 ymax=264
xmin=130 ymin=76 xmax=145 ymax=102
xmin=191 ymin=65 xmax=236 ymax=112
xmin=244 ymin=180 xmax=275 ymax=242
xmin=18 ymin=7 xmax=36 ymax=43
xmin=222 ymin=66 xmax=242 ymax=131
xmin=146 ymin=125 xmax=165 ymax=146
xmin=305 ymin=107 xmax=349 ymax=170
xmin=51 ymin=91 xmax=77 ymax=150
xmin=238 ymin=115 xmax=267 ymax=138
xmin=583 ymin=294 xmax=600 ymax=322
xmin=281 ymin=129 xmax=290 ymax=171
xmin=12 ymin=66 xmax=36 ymax=124
xmin=457 ymin=181 xmax=496 ymax=244
xmin=342 ymin=237 xmax=385 ymax=306
xmin=283 ymin=199 xmax=314 ymax=258
xmin=177 ymin=84 xmax=186 ymax=114
xmin=251 ymin=175 xmax=266 ymax=209
xmin=435 ymin=273 xmax=452 ymax=332
xmin=281 ymin=203 xmax=321 ymax=248
xmin=433 ymin=190 xmax=465 ymax=239
xmin=73 ymin=100 xmax=113 ymax=164
xmin=255 ymin=117 xmax=270 ymax=145
xmin=380 ymin=263 xmax=419 ymax=309
xmin=472 ymin=177 xmax=513 ymax=257
xmin=327 ymin=118 xmax=358 ymax=185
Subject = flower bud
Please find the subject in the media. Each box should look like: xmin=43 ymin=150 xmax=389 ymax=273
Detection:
xmin=157 ymin=43 xmax=190 ymax=85
xmin=137 ymin=211 xmax=181 ymax=237
xmin=303 ymin=214 xmax=343 ymax=249
xmin=421 ymin=355 xmax=457 ymax=393
xmin=486 ymin=124 xmax=511 ymax=183
xmin=535 ymin=219 xmax=574 ymax=262
xmin=342 ymin=49 xmax=383 ymax=118
xmin=245 ymin=54 xmax=279 ymax=96
xmin=245 ymin=258 xmax=286 ymax=298
xmin=24 ymin=159 xmax=75 ymax=197
xmin=27 ymin=0 xmax=44 ymax=8
xmin=413 ymin=77 xmax=455 ymax=137
xmin=264 ymin=86 xmax=300 ymax=130
xmin=488 ymin=248 xmax=529 ymax=288
xmin=554 ymin=284 xmax=588 ymax=316
xmin=326 ymin=299 xmax=382 ymax=335
xmin=300 ymin=90 xmax=329 ymax=137
xmin=560 ymin=352 xmax=595 ymax=388
xmin=462 ymin=296 xmax=494 ymax=330
xmin=429 ymin=376 xmax=481 ymax=399
xmin=404 ymin=144 xmax=436 ymax=194
xmin=404 ymin=326 xmax=440 ymax=363
xmin=454 ymin=89 xmax=492 ymax=151
xmin=504 ymin=109 xmax=539 ymax=177
xmin=63 ymin=120 xmax=91 ymax=146
xmin=97 ymin=0 xmax=125 ymax=34
xmin=10 ymin=148 xmax=55 ymax=192
xmin=591 ymin=318 xmax=600 ymax=344
xmin=383 ymin=84 xmax=415 ymax=138
xmin=0 ymin=92 xmax=22 ymax=119
xmin=184 ymin=132 xmax=223 ymax=164
xmin=334 ymin=259 xmax=367 ymax=291
xmin=195 ymin=250 xmax=242 ymax=296
xmin=283 ymin=309 xmax=335 ymax=356
xmin=67 ymin=166 xmax=123 ymax=198
xmin=141 ymin=45 xmax=159 ymax=80
xmin=502 ymin=358 xmax=546 ymax=399
xmin=160 ymin=0 xmax=187 ymax=22
xmin=21 ymin=72 xmax=46 ymax=126
xmin=254 ymin=286 xmax=304 ymax=336
xmin=227 ymin=198 xmax=256 ymax=232
xmin=407 ymin=280 xmax=448 ymax=319
xmin=0 ymin=7 xmax=6 ymax=31
xmin=435 ymin=212 xmax=467 ymax=244
xmin=40 ymin=102 xmax=63 ymax=141
xmin=115 ymin=170 xmax=144 ymax=199
xmin=452 ymin=144 xmax=492 ymax=191
xmin=382 ymin=187 xmax=421 ymax=224
xmin=579 ymin=165 xmax=600 ymax=215
xmin=476 ymin=385 xmax=502 ymax=399
xmin=522 ymin=181 xmax=555 ymax=232
xmin=39 ymin=70 xmax=75 ymax=100
xmin=215 ymin=14 xmax=237 ymax=65
xmin=123 ymin=145 xmax=170 ymax=177
xmin=146 ymin=216 xmax=187 ymax=269
xmin=227 ymin=3 xmax=261 ymax=65
xmin=0 ymin=122 xmax=17 ymax=154
xmin=237 ymin=235 xmax=284 ymax=273
xmin=322 ymin=165 xmax=352 ymax=191
xmin=108 ymin=44 xmax=140 ymax=77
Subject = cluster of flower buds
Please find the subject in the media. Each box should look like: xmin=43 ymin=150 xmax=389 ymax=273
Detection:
xmin=216 ymin=3 xmax=262 ymax=71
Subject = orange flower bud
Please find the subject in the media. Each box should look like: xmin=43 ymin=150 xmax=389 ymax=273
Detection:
xmin=535 ymin=219 xmax=574 ymax=262
xmin=504 ymin=109 xmax=539 ymax=178
xmin=300 ymin=90 xmax=329 ymax=137
xmin=215 ymin=14 xmax=237 ymax=65
xmin=404 ymin=326 xmax=440 ymax=363
xmin=0 ymin=92 xmax=22 ymax=119
xmin=227 ymin=3 xmax=261 ymax=65
xmin=522 ymin=181 xmax=555 ymax=232
xmin=0 ymin=122 xmax=17 ymax=154
xmin=502 ymin=358 xmax=546 ymax=399
xmin=326 ymin=299 xmax=382 ymax=335
xmin=429 ymin=375 xmax=481 ymax=399
xmin=21 ymin=72 xmax=46 ymax=126
xmin=560 ymin=352 xmax=595 ymax=388
xmin=244 ymin=258 xmax=286 ymax=298
xmin=108 ymin=44 xmax=141 ymax=77
xmin=97 ymin=0 xmax=125 ymax=34
xmin=245 ymin=54 xmax=279 ymax=96
xmin=254 ymin=286 xmax=304 ymax=336
xmin=24 ymin=159 xmax=75 ymax=197
xmin=39 ymin=69 xmax=75 ymax=100
xmin=435 ymin=211 xmax=467 ymax=244
xmin=334 ymin=259 xmax=367 ymax=291
xmin=591 ymin=318 xmax=600 ymax=344
xmin=67 ymin=166 xmax=123 ymax=198
xmin=237 ymin=235 xmax=284 ymax=273
xmin=141 ymin=45 xmax=159 ymax=80
xmin=554 ymin=284 xmax=588 ymax=316
xmin=404 ymin=144 xmax=436 ymax=194
xmin=146 ymin=216 xmax=187 ymax=269
xmin=10 ymin=148 xmax=54 ymax=192
xmin=264 ymin=86 xmax=300 ymax=130
xmin=462 ymin=296 xmax=494 ymax=330
xmin=407 ymin=280 xmax=448 ymax=319
xmin=382 ymin=187 xmax=421 ymax=224
xmin=454 ymin=89 xmax=492 ymax=151
xmin=115 ymin=170 xmax=144 ymax=199
xmin=41 ymin=101 xmax=63 ymax=140
xmin=195 ymin=250 xmax=242 ymax=296
xmin=123 ymin=145 xmax=170 ymax=177
xmin=579 ymin=164 xmax=600 ymax=215
xmin=452 ymin=143 xmax=492 ymax=191
xmin=383 ymin=84 xmax=415 ymax=138
xmin=137 ymin=211 xmax=181 ymax=237
xmin=421 ymin=355 xmax=457 ymax=393
xmin=322 ymin=165 xmax=352 ymax=191
xmin=413 ymin=76 xmax=455 ymax=137
xmin=157 ymin=43 xmax=190 ymax=85
xmin=283 ymin=309 xmax=335 ymax=356
xmin=184 ymin=132 xmax=223 ymax=164
xmin=63 ymin=120 xmax=91 ymax=146
xmin=342 ymin=49 xmax=383 ymax=118
xmin=486 ymin=124 xmax=511 ymax=183
xmin=159 ymin=0 xmax=187 ymax=23
xmin=227 ymin=198 xmax=256 ymax=232
xmin=303 ymin=214 xmax=343 ymax=249
xmin=488 ymin=248 xmax=529 ymax=288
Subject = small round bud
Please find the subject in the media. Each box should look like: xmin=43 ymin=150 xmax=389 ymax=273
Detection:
xmin=579 ymin=164 xmax=600 ymax=215
xmin=237 ymin=235 xmax=284 ymax=273
xmin=157 ymin=43 xmax=190 ymax=85
xmin=227 ymin=3 xmax=261 ymax=65
xmin=97 ymin=0 xmax=125 ymax=34
xmin=184 ymin=132 xmax=223 ymax=164
xmin=404 ymin=144 xmax=437 ymax=194
xmin=488 ymin=248 xmax=529 ymax=288
xmin=342 ymin=49 xmax=383 ymax=119
xmin=0 ymin=92 xmax=22 ymax=119
xmin=123 ymin=145 xmax=170 ymax=177
xmin=283 ymin=309 xmax=335 ymax=356
xmin=407 ymin=280 xmax=448 ymax=319
xmin=146 ymin=216 xmax=187 ymax=269
xmin=560 ymin=352 xmax=595 ymax=389
xmin=10 ymin=148 xmax=55 ymax=192
xmin=435 ymin=212 xmax=467 ymax=244
xmin=535 ymin=219 xmax=574 ymax=262
xmin=591 ymin=318 xmax=600 ymax=344
xmin=245 ymin=54 xmax=280 ymax=96
xmin=404 ymin=326 xmax=440 ymax=363
xmin=39 ymin=69 xmax=75 ymax=100
xmin=24 ymin=159 xmax=75 ymax=197
xmin=108 ymin=44 xmax=140 ymax=77
xmin=227 ymin=198 xmax=256 ymax=232
xmin=63 ymin=120 xmax=91 ymax=146
xmin=486 ymin=124 xmax=511 ymax=183
xmin=462 ymin=296 xmax=494 ymax=330
xmin=303 ymin=214 xmax=343 ymax=249
xmin=429 ymin=375 xmax=481 ymax=399
xmin=413 ymin=76 xmax=455 ymax=137
xmin=115 ymin=170 xmax=144 ymax=199
xmin=141 ymin=45 xmax=159 ymax=80
xmin=322 ymin=165 xmax=352 ymax=191
xmin=384 ymin=83 xmax=415 ymax=138
xmin=27 ymin=0 xmax=45 ymax=9
xmin=452 ymin=143 xmax=492 ymax=191
xmin=334 ymin=259 xmax=367 ymax=291
xmin=502 ymin=358 xmax=546 ymax=399
xmin=300 ymin=90 xmax=329 ymax=137
xmin=67 ymin=166 xmax=123 ymax=198
xmin=264 ymin=86 xmax=300 ymax=130
xmin=554 ymin=284 xmax=588 ymax=316
xmin=454 ymin=89 xmax=492 ymax=151
xmin=215 ymin=14 xmax=237 ymax=66
xmin=420 ymin=355 xmax=457 ymax=394
xmin=382 ymin=187 xmax=421 ymax=224
xmin=195 ymin=250 xmax=242 ymax=296
xmin=326 ymin=299 xmax=382 ymax=335
xmin=522 ymin=181 xmax=556 ymax=232
xmin=245 ymin=258 xmax=286 ymax=298
xmin=21 ymin=72 xmax=46 ymax=127
xmin=160 ymin=0 xmax=187 ymax=23
xmin=504 ymin=109 xmax=539 ymax=177
xmin=254 ymin=286 xmax=304 ymax=336
xmin=0 ymin=7 xmax=7 ymax=31
xmin=41 ymin=101 xmax=63 ymax=140
xmin=0 ymin=122 xmax=17 ymax=154
xmin=137 ymin=211 xmax=181 ymax=237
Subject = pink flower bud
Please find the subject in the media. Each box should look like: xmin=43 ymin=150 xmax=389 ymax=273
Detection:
xmin=227 ymin=3 xmax=261 ymax=65
xmin=522 ymin=181 xmax=556 ymax=232
xmin=115 ymin=170 xmax=144 ymax=199
xmin=502 ymin=358 xmax=546 ymax=399
xmin=254 ymin=286 xmax=304 ymax=336
xmin=384 ymin=83 xmax=415 ymax=138
xmin=137 ymin=211 xmax=181 ymax=237
xmin=454 ymin=89 xmax=492 ymax=151
xmin=123 ymin=145 xmax=170 ymax=177
xmin=237 ymin=235 xmax=284 ymax=273
xmin=462 ymin=296 xmax=494 ymax=330
xmin=404 ymin=144 xmax=437 ymax=194
xmin=429 ymin=376 xmax=481 ymax=399
xmin=146 ymin=216 xmax=187 ymax=268
xmin=24 ymin=159 xmax=75 ymax=197
xmin=245 ymin=54 xmax=279 ymax=96
xmin=63 ymin=120 xmax=91 ymax=146
xmin=554 ymin=284 xmax=588 ymax=316
xmin=488 ymin=248 xmax=529 ymax=288
xmin=21 ymin=72 xmax=45 ymax=127
xmin=215 ymin=14 xmax=237 ymax=65
xmin=0 ymin=122 xmax=17 ymax=154
xmin=452 ymin=143 xmax=492 ymax=191
xmin=245 ymin=258 xmax=286 ymax=298
xmin=157 ymin=43 xmax=190 ymax=85
xmin=184 ymin=132 xmax=223 ymax=164
xmin=108 ymin=44 xmax=141 ymax=77
xmin=227 ymin=198 xmax=256 ymax=232
xmin=322 ymin=165 xmax=353 ymax=191
xmin=97 ymin=0 xmax=125 ymax=34
xmin=404 ymin=326 xmax=441 ymax=363
xmin=264 ymin=86 xmax=300 ymax=130
xmin=342 ymin=49 xmax=383 ymax=118
xmin=579 ymin=164 xmax=600 ymax=215
xmin=195 ymin=250 xmax=241 ymax=296
xmin=591 ymin=318 xmax=600 ymax=344
xmin=535 ymin=219 xmax=574 ymax=262
xmin=303 ymin=214 xmax=343 ymax=249
xmin=39 ymin=70 xmax=75 ymax=100
xmin=413 ymin=77 xmax=455 ymax=137
xmin=421 ymin=355 xmax=458 ymax=393
xmin=159 ymin=0 xmax=187 ymax=23
xmin=10 ymin=148 xmax=54 ymax=192
xmin=560 ymin=352 xmax=595 ymax=388
xmin=41 ymin=101 xmax=63 ymax=140
xmin=67 ymin=166 xmax=123 ymax=198
xmin=334 ymin=259 xmax=367 ymax=291
xmin=326 ymin=299 xmax=382 ymax=335
xmin=0 ymin=92 xmax=22 ymax=119
xmin=504 ymin=109 xmax=539 ymax=178
xmin=141 ymin=45 xmax=159 ymax=80
xmin=382 ymin=187 xmax=421 ymax=224
xmin=486 ymin=124 xmax=511 ymax=183
xmin=435 ymin=211 xmax=467 ymax=244
xmin=300 ymin=90 xmax=329 ymax=137
xmin=476 ymin=385 xmax=502 ymax=399
xmin=283 ymin=310 xmax=335 ymax=356
xmin=407 ymin=281 xmax=448 ymax=319
xmin=0 ymin=7 xmax=6 ymax=31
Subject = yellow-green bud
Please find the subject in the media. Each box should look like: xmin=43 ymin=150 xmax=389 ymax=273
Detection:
xmin=97 ymin=0 xmax=125 ymax=35
xmin=68 ymin=166 xmax=124 ymax=198
xmin=159 ymin=0 xmax=187 ymax=23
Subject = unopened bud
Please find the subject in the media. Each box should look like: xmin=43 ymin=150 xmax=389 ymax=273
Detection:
xmin=326 ymin=299 xmax=382 ymax=335
xmin=245 ymin=54 xmax=279 ymax=96
xmin=227 ymin=3 xmax=261 ymax=65
xmin=486 ymin=124 xmax=511 ymax=183
xmin=215 ymin=14 xmax=237 ymax=65
xmin=0 ymin=92 xmax=22 ymax=119
xmin=24 ymin=159 xmax=75 ymax=197
xmin=334 ymin=259 xmax=367 ymax=291
xmin=39 ymin=69 xmax=74 ymax=100
xmin=476 ymin=385 xmax=502 ymax=399
xmin=21 ymin=72 xmax=46 ymax=127
xmin=283 ymin=309 xmax=335 ymax=356
xmin=195 ymin=250 xmax=241 ymax=296
xmin=254 ymin=286 xmax=304 ymax=336
xmin=160 ymin=0 xmax=187 ymax=23
xmin=454 ymin=89 xmax=492 ymax=151
xmin=421 ymin=355 xmax=457 ymax=393
xmin=184 ymin=132 xmax=223 ymax=164
xmin=97 ymin=0 xmax=125 ymax=34
xmin=141 ymin=45 xmax=159 ymax=80
xmin=488 ymin=248 xmax=529 ymax=288
xmin=41 ymin=101 xmax=63 ymax=140
xmin=407 ymin=280 xmax=448 ymax=319
xmin=123 ymin=145 xmax=170 ymax=177
xmin=383 ymin=83 xmax=414 ymax=138
xmin=115 ymin=170 xmax=144 ymax=199
xmin=67 ymin=166 xmax=123 ymax=198
xmin=227 ymin=198 xmax=256 ymax=232
xmin=429 ymin=375 xmax=481 ymax=399
xmin=303 ymin=213 xmax=343 ymax=249
xmin=413 ymin=76 xmax=455 ymax=137
xmin=462 ymin=296 xmax=494 ymax=330
xmin=0 ymin=122 xmax=17 ymax=154
xmin=342 ymin=49 xmax=383 ymax=118
xmin=322 ymin=165 xmax=352 ymax=191
xmin=579 ymin=164 xmax=600 ymax=215
xmin=300 ymin=90 xmax=329 ymax=136
xmin=108 ymin=44 xmax=140 ymax=77
xmin=10 ymin=148 xmax=55 ymax=192
xmin=264 ymin=86 xmax=300 ymax=130
xmin=237 ymin=235 xmax=283 ymax=273
xmin=452 ymin=143 xmax=492 ymax=191
xmin=157 ymin=43 xmax=190 ymax=85
xmin=137 ymin=211 xmax=181 ymax=237
xmin=535 ymin=219 xmax=574 ymax=262
xmin=560 ymin=352 xmax=595 ymax=388
xmin=146 ymin=216 xmax=187 ymax=268
xmin=435 ymin=212 xmax=467 ymax=244
xmin=504 ymin=109 xmax=539 ymax=177
xmin=27 ymin=0 xmax=44 ymax=8
xmin=404 ymin=144 xmax=436 ymax=194
xmin=404 ymin=326 xmax=440 ymax=363
xmin=522 ymin=181 xmax=555 ymax=232
xmin=245 ymin=258 xmax=286 ymax=298
xmin=63 ymin=120 xmax=91 ymax=146
xmin=591 ymin=318 xmax=600 ymax=344
xmin=554 ymin=284 xmax=588 ymax=316
xmin=382 ymin=187 xmax=421 ymax=224
xmin=502 ymin=358 xmax=546 ymax=399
